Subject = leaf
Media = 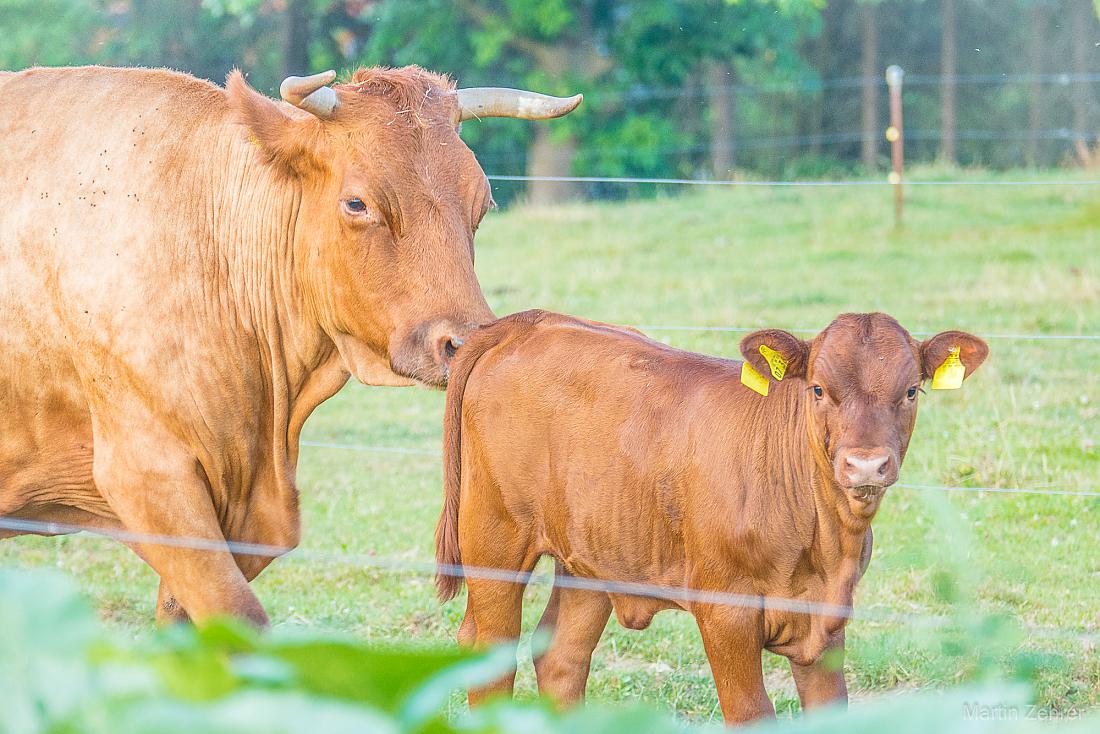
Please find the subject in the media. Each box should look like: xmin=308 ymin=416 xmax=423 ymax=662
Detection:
xmin=109 ymin=691 xmax=399 ymax=734
xmin=398 ymin=642 xmax=520 ymax=730
xmin=262 ymin=639 xmax=470 ymax=710
xmin=0 ymin=569 xmax=98 ymax=734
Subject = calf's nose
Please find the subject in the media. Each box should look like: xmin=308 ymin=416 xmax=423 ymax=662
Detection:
xmin=843 ymin=452 xmax=892 ymax=487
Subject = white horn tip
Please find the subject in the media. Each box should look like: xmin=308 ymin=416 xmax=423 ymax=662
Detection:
xmin=279 ymin=70 xmax=337 ymax=102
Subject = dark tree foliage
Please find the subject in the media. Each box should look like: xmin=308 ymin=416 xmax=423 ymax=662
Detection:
xmin=4 ymin=0 xmax=1099 ymax=198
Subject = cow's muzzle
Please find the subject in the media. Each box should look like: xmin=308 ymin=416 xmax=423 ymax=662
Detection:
xmin=390 ymin=319 xmax=481 ymax=388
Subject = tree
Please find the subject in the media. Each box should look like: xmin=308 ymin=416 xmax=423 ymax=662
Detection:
xmin=707 ymin=60 xmax=737 ymax=176
xmin=940 ymin=0 xmax=957 ymax=164
xmin=1026 ymin=1 xmax=1047 ymax=167
xmin=1071 ymin=0 xmax=1094 ymax=136
xmin=0 ymin=0 xmax=105 ymax=69
xmin=859 ymin=0 xmax=879 ymax=169
xmin=364 ymin=0 xmax=817 ymax=201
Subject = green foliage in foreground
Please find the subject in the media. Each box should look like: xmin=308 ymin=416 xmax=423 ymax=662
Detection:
xmin=2 ymin=568 xmax=1097 ymax=734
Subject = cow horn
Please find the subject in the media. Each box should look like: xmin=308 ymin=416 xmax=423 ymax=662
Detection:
xmin=280 ymin=70 xmax=339 ymax=119
xmin=454 ymin=88 xmax=583 ymax=122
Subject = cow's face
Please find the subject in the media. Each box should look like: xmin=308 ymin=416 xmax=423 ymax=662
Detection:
xmin=227 ymin=67 xmax=577 ymax=388
xmin=741 ymin=314 xmax=988 ymax=517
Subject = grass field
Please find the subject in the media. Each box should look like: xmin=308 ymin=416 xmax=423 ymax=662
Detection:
xmin=2 ymin=168 xmax=1098 ymax=722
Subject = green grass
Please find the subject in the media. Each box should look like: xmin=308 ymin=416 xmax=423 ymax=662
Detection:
xmin=3 ymin=167 xmax=1098 ymax=722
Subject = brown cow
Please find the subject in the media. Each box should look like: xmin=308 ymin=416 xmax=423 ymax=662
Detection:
xmin=436 ymin=309 xmax=987 ymax=724
xmin=0 ymin=65 xmax=580 ymax=626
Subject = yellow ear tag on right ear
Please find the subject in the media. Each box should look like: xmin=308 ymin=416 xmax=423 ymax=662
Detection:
xmin=758 ymin=344 xmax=788 ymax=380
xmin=931 ymin=346 xmax=965 ymax=390
xmin=741 ymin=362 xmax=769 ymax=396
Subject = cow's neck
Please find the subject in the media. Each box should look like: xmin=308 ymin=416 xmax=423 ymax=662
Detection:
xmin=205 ymin=135 xmax=350 ymax=474
xmin=740 ymin=384 xmax=873 ymax=657
xmin=776 ymin=385 xmax=873 ymax=602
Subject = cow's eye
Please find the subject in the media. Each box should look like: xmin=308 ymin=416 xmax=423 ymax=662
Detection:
xmin=812 ymin=385 xmax=824 ymax=399
xmin=344 ymin=198 xmax=368 ymax=214
xmin=907 ymin=386 xmax=919 ymax=400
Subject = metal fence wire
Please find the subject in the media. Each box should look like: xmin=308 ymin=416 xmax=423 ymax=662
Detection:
xmin=1 ymin=514 xmax=1097 ymax=648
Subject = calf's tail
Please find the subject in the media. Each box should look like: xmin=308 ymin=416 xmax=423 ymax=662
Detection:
xmin=433 ymin=318 xmax=503 ymax=601
xmin=435 ymin=310 xmax=549 ymax=602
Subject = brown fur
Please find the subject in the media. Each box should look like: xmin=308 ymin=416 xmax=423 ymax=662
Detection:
xmin=0 ymin=64 xmax=499 ymax=626
xmin=342 ymin=66 xmax=456 ymax=124
xmin=436 ymin=310 xmax=561 ymax=601
xmin=437 ymin=310 xmax=987 ymax=724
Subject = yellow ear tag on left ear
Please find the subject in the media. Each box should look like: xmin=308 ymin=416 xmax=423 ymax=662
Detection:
xmin=759 ymin=344 xmax=788 ymax=380
xmin=931 ymin=346 xmax=965 ymax=390
xmin=741 ymin=362 xmax=769 ymax=396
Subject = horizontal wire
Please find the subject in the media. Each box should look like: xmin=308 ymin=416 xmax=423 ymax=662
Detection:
xmin=475 ymin=128 xmax=1098 ymax=163
xmin=585 ymin=71 xmax=1100 ymax=103
xmin=487 ymin=175 xmax=1100 ymax=187
xmin=895 ymin=483 xmax=1100 ymax=498
xmin=634 ymin=325 xmax=1100 ymax=342
xmin=298 ymin=441 xmax=1100 ymax=500
xmin=5 ymin=514 xmax=1098 ymax=646
xmin=299 ymin=440 xmax=439 ymax=456
xmin=0 ymin=515 xmax=884 ymax=623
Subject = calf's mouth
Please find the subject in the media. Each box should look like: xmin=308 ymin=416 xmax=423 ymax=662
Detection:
xmin=848 ymin=485 xmax=888 ymax=503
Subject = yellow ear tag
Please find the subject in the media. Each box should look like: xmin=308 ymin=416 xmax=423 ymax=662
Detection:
xmin=758 ymin=344 xmax=788 ymax=380
xmin=931 ymin=346 xmax=965 ymax=390
xmin=247 ymin=134 xmax=262 ymax=147
xmin=741 ymin=362 xmax=769 ymax=396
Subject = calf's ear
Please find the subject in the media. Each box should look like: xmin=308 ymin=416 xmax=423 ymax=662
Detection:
xmin=226 ymin=70 xmax=330 ymax=176
xmin=919 ymin=330 xmax=989 ymax=382
xmin=740 ymin=329 xmax=810 ymax=382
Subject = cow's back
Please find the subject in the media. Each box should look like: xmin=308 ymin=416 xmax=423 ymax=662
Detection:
xmin=0 ymin=67 xmax=228 ymax=346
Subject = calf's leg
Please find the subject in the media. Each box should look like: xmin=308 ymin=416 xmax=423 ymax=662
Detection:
xmin=533 ymin=580 xmax=612 ymax=707
xmin=457 ymin=530 xmax=536 ymax=704
xmin=789 ymin=630 xmax=848 ymax=710
xmin=694 ymin=605 xmax=774 ymax=724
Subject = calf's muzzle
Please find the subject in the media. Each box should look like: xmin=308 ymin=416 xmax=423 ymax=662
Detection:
xmin=835 ymin=447 xmax=897 ymax=491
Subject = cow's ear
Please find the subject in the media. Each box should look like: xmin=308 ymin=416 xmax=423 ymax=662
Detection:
xmin=740 ymin=328 xmax=810 ymax=381
xmin=919 ymin=330 xmax=988 ymax=382
xmin=226 ymin=70 xmax=330 ymax=176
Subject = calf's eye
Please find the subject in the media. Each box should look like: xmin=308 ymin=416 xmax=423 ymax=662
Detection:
xmin=907 ymin=386 xmax=918 ymax=400
xmin=813 ymin=385 xmax=824 ymax=398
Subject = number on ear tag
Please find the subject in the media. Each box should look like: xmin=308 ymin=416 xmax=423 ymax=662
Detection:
xmin=758 ymin=344 xmax=788 ymax=380
xmin=741 ymin=362 xmax=769 ymax=396
xmin=931 ymin=346 xmax=965 ymax=390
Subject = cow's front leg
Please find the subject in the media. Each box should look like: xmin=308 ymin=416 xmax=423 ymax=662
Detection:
xmin=693 ymin=604 xmax=774 ymax=725
xmin=155 ymin=579 xmax=191 ymax=625
xmin=789 ymin=629 xmax=847 ymax=710
xmin=92 ymin=427 xmax=268 ymax=626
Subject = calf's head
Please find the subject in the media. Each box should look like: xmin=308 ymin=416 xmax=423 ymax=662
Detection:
xmin=227 ymin=67 xmax=581 ymax=387
xmin=742 ymin=313 xmax=988 ymax=516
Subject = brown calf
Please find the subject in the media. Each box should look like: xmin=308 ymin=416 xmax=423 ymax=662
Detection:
xmin=435 ymin=309 xmax=988 ymax=724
